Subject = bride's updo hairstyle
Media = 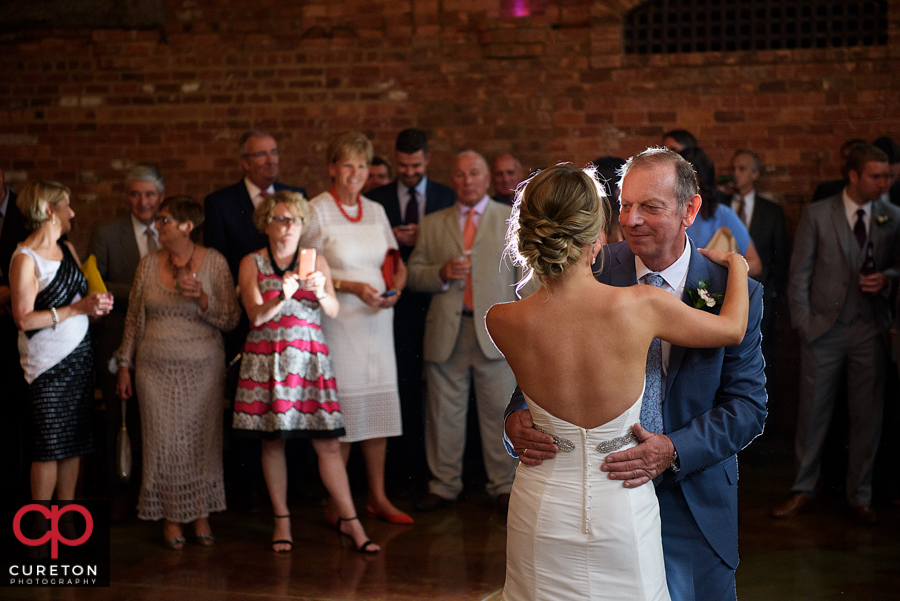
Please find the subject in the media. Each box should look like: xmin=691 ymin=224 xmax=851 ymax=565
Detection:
xmin=508 ymin=164 xmax=607 ymax=288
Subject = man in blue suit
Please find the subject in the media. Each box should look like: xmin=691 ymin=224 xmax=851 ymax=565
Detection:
xmin=505 ymin=148 xmax=767 ymax=600
xmin=367 ymin=129 xmax=456 ymax=490
xmin=204 ymin=130 xmax=305 ymax=512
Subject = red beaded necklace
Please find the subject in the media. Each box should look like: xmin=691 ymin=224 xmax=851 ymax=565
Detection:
xmin=330 ymin=187 xmax=363 ymax=223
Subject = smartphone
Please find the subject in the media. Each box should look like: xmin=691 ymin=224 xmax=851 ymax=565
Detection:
xmin=298 ymin=248 xmax=316 ymax=279
xmin=380 ymin=290 xmax=398 ymax=298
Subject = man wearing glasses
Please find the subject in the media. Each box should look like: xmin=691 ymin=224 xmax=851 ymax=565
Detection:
xmin=204 ymin=130 xmax=306 ymax=280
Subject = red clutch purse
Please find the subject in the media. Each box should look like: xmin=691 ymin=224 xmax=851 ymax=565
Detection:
xmin=381 ymin=248 xmax=401 ymax=289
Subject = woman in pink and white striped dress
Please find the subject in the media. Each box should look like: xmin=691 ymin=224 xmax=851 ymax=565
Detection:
xmin=233 ymin=190 xmax=378 ymax=554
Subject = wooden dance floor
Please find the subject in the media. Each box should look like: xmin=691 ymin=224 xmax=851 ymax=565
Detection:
xmin=7 ymin=432 xmax=900 ymax=600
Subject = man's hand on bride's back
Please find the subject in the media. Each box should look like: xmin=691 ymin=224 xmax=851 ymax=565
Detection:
xmin=505 ymin=409 xmax=558 ymax=467
xmin=601 ymin=425 xmax=675 ymax=488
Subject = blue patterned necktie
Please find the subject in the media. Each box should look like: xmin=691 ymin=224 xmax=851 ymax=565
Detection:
xmin=640 ymin=273 xmax=665 ymax=434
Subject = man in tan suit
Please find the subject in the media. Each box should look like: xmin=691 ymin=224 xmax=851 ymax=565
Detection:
xmin=408 ymin=150 xmax=523 ymax=513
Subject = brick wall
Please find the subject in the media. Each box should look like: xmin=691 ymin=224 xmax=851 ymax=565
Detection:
xmin=1 ymin=0 xmax=898 ymax=254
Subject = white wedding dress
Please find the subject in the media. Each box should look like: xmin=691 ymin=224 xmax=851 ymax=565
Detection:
xmin=502 ymin=391 xmax=670 ymax=601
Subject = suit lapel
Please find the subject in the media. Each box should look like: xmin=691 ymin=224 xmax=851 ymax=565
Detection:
xmin=828 ymin=196 xmax=853 ymax=266
xmin=444 ymin=205 xmax=465 ymax=255
xmin=665 ymin=241 xmax=708 ymax=399
xmin=383 ymin=183 xmax=402 ymax=226
xmin=868 ymin=199 xmax=887 ymax=256
xmin=424 ymin=181 xmax=441 ymax=215
xmin=118 ymin=218 xmax=141 ymax=267
xmin=608 ymin=243 xmax=637 ymax=286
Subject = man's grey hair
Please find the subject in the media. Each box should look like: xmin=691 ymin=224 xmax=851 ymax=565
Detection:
xmin=239 ymin=130 xmax=274 ymax=155
xmin=618 ymin=147 xmax=698 ymax=211
xmin=126 ymin=165 xmax=164 ymax=194
xmin=733 ymin=149 xmax=762 ymax=174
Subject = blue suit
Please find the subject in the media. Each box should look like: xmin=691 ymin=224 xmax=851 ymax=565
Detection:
xmin=505 ymin=239 xmax=767 ymax=601
xmin=203 ymin=180 xmax=306 ymax=281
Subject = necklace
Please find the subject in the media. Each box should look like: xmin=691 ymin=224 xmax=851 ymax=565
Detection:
xmin=267 ymin=242 xmax=299 ymax=278
xmin=167 ymin=245 xmax=196 ymax=280
xmin=330 ymin=187 xmax=363 ymax=223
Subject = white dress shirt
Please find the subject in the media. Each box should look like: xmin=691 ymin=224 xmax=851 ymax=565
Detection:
xmin=634 ymin=238 xmax=691 ymax=389
xmin=244 ymin=177 xmax=275 ymax=209
xmin=131 ymin=214 xmax=158 ymax=258
xmin=842 ymin=190 xmax=871 ymax=236
xmin=397 ymin=176 xmax=428 ymax=220
xmin=731 ymin=188 xmax=756 ymax=228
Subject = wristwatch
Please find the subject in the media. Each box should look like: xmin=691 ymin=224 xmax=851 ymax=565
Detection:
xmin=333 ymin=279 xmax=342 ymax=292
xmin=669 ymin=448 xmax=681 ymax=475
xmin=277 ymin=290 xmax=286 ymax=302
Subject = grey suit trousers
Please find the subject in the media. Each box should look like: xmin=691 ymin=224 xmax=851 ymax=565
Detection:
xmin=425 ymin=315 xmax=517 ymax=500
xmin=792 ymin=320 xmax=887 ymax=506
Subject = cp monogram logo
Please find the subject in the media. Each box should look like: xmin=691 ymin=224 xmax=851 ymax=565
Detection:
xmin=12 ymin=504 xmax=93 ymax=559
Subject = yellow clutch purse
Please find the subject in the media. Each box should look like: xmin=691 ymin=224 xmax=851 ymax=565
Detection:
xmin=81 ymin=254 xmax=108 ymax=294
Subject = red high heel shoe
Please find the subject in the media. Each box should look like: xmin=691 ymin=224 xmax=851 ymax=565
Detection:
xmin=366 ymin=504 xmax=414 ymax=525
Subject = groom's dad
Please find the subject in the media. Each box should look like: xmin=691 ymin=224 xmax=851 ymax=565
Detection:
xmin=504 ymin=148 xmax=767 ymax=601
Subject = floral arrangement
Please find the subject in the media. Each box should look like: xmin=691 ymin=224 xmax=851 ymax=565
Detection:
xmin=687 ymin=278 xmax=723 ymax=312
xmin=875 ymin=214 xmax=891 ymax=227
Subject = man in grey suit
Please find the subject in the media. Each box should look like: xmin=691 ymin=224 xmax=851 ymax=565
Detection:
xmin=773 ymin=144 xmax=900 ymax=524
xmin=407 ymin=150 xmax=524 ymax=513
xmin=89 ymin=165 xmax=163 ymax=518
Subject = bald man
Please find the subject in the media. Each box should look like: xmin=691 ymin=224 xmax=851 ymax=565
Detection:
xmin=407 ymin=150 xmax=526 ymax=513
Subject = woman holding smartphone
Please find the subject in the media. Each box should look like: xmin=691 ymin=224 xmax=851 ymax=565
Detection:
xmin=233 ymin=190 xmax=379 ymax=553
xmin=300 ymin=131 xmax=412 ymax=525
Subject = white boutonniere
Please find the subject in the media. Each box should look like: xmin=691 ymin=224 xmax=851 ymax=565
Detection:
xmin=687 ymin=278 xmax=724 ymax=312
xmin=876 ymin=214 xmax=891 ymax=227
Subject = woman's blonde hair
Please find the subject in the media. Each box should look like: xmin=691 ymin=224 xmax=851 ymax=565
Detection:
xmin=253 ymin=190 xmax=310 ymax=234
xmin=508 ymin=164 xmax=608 ymax=288
xmin=326 ymin=131 xmax=374 ymax=166
xmin=16 ymin=180 xmax=72 ymax=230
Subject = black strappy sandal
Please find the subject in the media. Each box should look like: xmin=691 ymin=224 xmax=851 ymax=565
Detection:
xmin=272 ymin=514 xmax=293 ymax=553
xmin=336 ymin=516 xmax=379 ymax=554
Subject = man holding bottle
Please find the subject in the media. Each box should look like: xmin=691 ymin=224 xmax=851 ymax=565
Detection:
xmin=773 ymin=144 xmax=900 ymax=524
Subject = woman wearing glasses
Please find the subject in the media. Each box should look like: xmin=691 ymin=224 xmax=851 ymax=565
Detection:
xmin=115 ymin=196 xmax=240 ymax=549
xmin=232 ymin=191 xmax=378 ymax=553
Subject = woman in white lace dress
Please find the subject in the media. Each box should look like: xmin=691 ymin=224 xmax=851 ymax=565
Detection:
xmin=299 ymin=131 xmax=412 ymax=525
xmin=115 ymin=196 xmax=240 ymax=549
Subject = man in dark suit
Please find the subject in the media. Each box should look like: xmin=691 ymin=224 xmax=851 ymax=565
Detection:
xmin=0 ymin=167 xmax=30 ymax=503
xmin=773 ymin=145 xmax=900 ymax=525
xmin=505 ymin=148 xmax=767 ymax=600
xmin=490 ymin=152 xmax=524 ymax=205
xmin=89 ymin=165 xmax=164 ymax=518
xmin=204 ymin=130 xmax=306 ymax=281
xmin=729 ymin=150 xmax=789 ymax=380
xmin=203 ymin=130 xmax=305 ymax=512
xmin=367 ymin=129 xmax=456 ymax=490
xmin=872 ymin=136 xmax=900 ymax=206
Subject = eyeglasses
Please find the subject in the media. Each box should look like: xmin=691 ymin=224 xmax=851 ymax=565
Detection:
xmin=243 ymin=149 xmax=280 ymax=160
xmin=271 ymin=216 xmax=299 ymax=226
xmin=155 ymin=215 xmax=174 ymax=225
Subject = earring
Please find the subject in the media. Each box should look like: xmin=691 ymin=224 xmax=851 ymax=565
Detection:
xmin=52 ymin=218 xmax=56 ymax=225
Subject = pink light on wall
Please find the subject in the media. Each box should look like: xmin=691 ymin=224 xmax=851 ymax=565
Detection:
xmin=501 ymin=0 xmax=531 ymax=18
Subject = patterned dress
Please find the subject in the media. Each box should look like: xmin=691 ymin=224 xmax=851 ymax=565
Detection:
xmin=299 ymin=192 xmax=402 ymax=443
xmin=232 ymin=251 xmax=345 ymax=439
xmin=115 ymin=249 xmax=240 ymax=523
xmin=14 ymin=242 xmax=93 ymax=461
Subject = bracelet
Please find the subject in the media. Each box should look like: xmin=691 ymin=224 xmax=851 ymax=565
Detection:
xmin=277 ymin=290 xmax=286 ymax=302
xmin=333 ymin=279 xmax=342 ymax=292
xmin=50 ymin=307 xmax=59 ymax=330
xmin=315 ymin=290 xmax=327 ymax=300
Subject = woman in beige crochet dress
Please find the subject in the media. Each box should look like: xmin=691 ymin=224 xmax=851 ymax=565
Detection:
xmin=115 ymin=196 xmax=240 ymax=549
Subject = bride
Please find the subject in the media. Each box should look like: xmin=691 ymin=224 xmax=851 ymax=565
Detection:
xmin=486 ymin=164 xmax=749 ymax=601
